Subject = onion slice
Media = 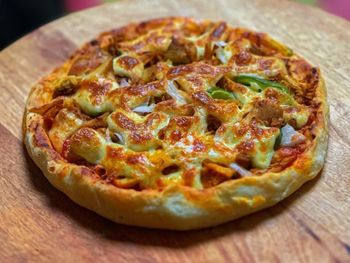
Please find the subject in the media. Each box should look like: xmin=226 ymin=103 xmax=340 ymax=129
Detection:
xmin=280 ymin=124 xmax=306 ymax=147
xmin=132 ymin=104 xmax=155 ymax=114
xmin=216 ymin=47 xmax=228 ymax=64
xmin=229 ymin=163 xmax=254 ymax=177
xmin=214 ymin=41 xmax=227 ymax=47
xmin=166 ymin=81 xmax=186 ymax=104
xmin=114 ymin=132 xmax=124 ymax=145
xmin=214 ymin=41 xmax=230 ymax=64
xmin=119 ymin=78 xmax=129 ymax=87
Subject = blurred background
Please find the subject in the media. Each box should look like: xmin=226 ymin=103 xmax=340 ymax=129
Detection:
xmin=0 ymin=0 xmax=349 ymax=50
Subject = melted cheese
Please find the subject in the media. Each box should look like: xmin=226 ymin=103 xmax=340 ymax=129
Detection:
xmin=216 ymin=122 xmax=280 ymax=169
xmin=112 ymin=55 xmax=144 ymax=80
xmin=284 ymin=107 xmax=310 ymax=128
xmin=74 ymin=89 xmax=113 ymax=116
xmin=251 ymin=130 xmax=280 ymax=168
xmin=41 ymin=18 xmax=316 ymax=190
xmin=70 ymin=128 xmax=106 ymax=163
xmin=48 ymin=109 xmax=84 ymax=152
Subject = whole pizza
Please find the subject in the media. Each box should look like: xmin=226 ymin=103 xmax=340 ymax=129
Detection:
xmin=24 ymin=17 xmax=329 ymax=230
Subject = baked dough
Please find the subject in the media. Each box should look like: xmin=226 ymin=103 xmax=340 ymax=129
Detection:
xmin=24 ymin=17 xmax=329 ymax=230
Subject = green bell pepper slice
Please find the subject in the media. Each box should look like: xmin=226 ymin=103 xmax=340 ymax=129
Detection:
xmin=233 ymin=74 xmax=290 ymax=94
xmin=207 ymin=87 xmax=236 ymax=100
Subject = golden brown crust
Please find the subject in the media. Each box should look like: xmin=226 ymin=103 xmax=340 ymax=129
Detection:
xmin=24 ymin=17 xmax=329 ymax=230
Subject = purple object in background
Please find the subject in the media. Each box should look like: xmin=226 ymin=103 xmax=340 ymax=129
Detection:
xmin=64 ymin=0 xmax=102 ymax=12
xmin=63 ymin=0 xmax=349 ymax=20
xmin=320 ymin=0 xmax=350 ymax=20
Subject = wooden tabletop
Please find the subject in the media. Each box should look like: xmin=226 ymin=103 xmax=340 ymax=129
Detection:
xmin=0 ymin=0 xmax=349 ymax=262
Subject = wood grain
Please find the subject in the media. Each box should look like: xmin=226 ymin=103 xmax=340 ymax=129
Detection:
xmin=0 ymin=0 xmax=349 ymax=262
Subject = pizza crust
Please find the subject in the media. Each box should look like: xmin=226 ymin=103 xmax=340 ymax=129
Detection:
xmin=24 ymin=17 xmax=329 ymax=230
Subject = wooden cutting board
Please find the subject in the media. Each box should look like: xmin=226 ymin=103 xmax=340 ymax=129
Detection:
xmin=0 ymin=0 xmax=349 ymax=262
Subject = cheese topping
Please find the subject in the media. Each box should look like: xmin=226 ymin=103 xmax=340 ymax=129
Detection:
xmin=31 ymin=18 xmax=318 ymax=190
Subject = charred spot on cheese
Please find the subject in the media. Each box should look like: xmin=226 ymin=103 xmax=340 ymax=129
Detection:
xmin=70 ymin=127 xmax=106 ymax=163
xmin=73 ymin=80 xmax=114 ymax=116
xmin=69 ymin=47 xmax=110 ymax=76
xmin=234 ymin=51 xmax=252 ymax=66
xmin=112 ymin=55 xmax=144 ymax=81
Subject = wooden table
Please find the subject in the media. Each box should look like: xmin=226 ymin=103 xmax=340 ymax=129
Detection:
xmin=1 ymin=0 xmax=349 ymax=262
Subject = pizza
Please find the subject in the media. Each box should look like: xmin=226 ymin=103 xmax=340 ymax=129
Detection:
xmin=24 ymin=17 xmax=329 ymax=230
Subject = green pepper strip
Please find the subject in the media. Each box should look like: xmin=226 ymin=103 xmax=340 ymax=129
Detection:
xmin=233 ymin=74 xmax=290 ymax=94
xmin=207 ymin=87 xmax=236 ymax=100
xmin=274 ymin=129 xmax=282 ymax=150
